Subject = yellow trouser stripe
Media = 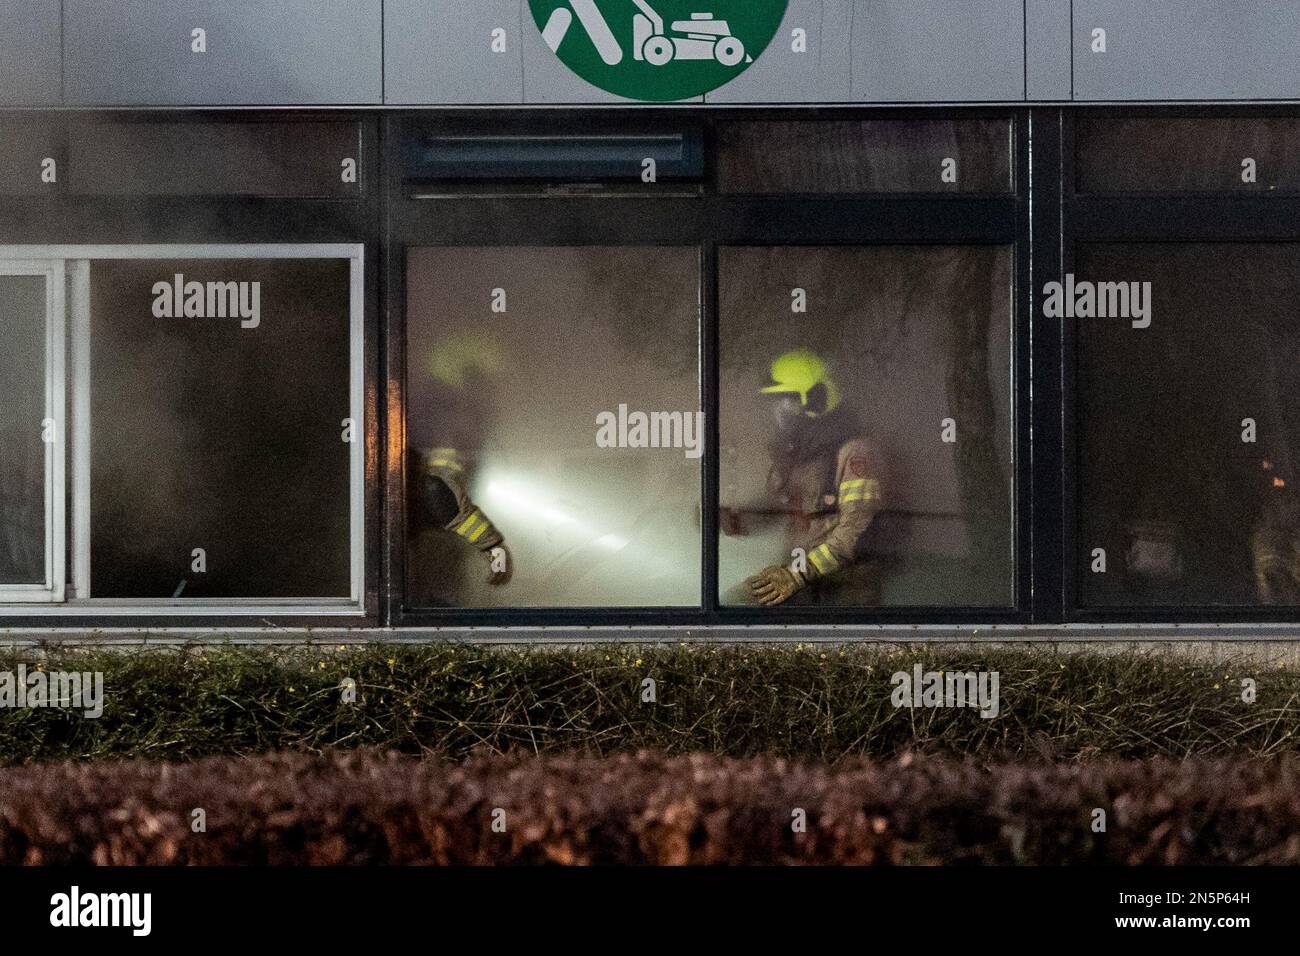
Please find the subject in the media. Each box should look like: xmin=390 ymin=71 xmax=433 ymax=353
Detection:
xmin=428 ymin=458 xmax=464 ymax=472
xmin=467 ymin=521 xmax=489 ymax=543
xmin=455 ymin=513 xmax=480 ymax=536
xmin=839 ymin=478 xmax=867 ymax=491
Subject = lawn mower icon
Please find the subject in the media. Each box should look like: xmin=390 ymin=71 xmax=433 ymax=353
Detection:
xmin=542 ymin=0 xmax=749 ymax=68
xmin=631 ymin=0 xmax=748 ymax=67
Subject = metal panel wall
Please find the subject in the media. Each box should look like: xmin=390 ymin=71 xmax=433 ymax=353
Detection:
xmin=851 ymin=0 xmax=1025 ymax=103
xmin=64 ymin=0 xmax=383 ymax=106
xmin=385 ymin=0 xmax=524 ymax=105
xmin=0 ymin=0 xmax=62 ymax=107
xmin=1026 ymin=0 xmax=1071 ymax=101
xmin=1074 ymin=1 xmax=1300 ymax=101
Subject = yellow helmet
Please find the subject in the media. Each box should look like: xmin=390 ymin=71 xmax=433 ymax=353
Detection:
xmin=427 ymin=332 xmax=504 ymax=389
xmin=759 ymin=349 xmax=840 ymax=416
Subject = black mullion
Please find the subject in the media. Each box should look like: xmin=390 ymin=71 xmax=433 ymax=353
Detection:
xmin=1070 ymin=197 xmax=1300 ymax=242
xmin=382 ymin=114 xmax=405 ymax=627
xmin=701 ymin=239 xmax=720 ymax=619
xmin=391 ymin=196 xmax=1020 ymax=247
xmin=1060 ymin=107 xmax=1081 ymax=621
xmin=1030 ymin=107 xmax=1065 ymax=623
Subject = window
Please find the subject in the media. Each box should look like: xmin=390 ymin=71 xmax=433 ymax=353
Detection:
xmin=0 ymin=245 xmax=364 ymax=615
xmin=1064 ymin=110 xmax=1300 ymax=620
xmin=404 ymin=246 xmax=701 ymax=608
xmin=0 ymin=261 xmax=64 ymax=601
xmin=717 ymin=119 xmax=1012 ymax=194
xmin=719 ymin=246 xmax=1015 ymax=608
xmin=391 ymin=111 xmax=1026 ymax=625
xmin=1074 ymin=242 xmax=1300 ymax=608
xmin=1075 ymin=117 xmax=1300 ymax=194
xmin=67 ymin=119 xmax=363 ymax=198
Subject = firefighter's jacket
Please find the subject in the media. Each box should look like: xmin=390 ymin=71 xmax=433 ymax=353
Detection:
xmin=416 ymin=447 xmax=503 ymax=552
xmin=767 ymin=435 xmax=882 ymax=582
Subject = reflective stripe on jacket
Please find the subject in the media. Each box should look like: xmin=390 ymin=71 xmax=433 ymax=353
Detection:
xmin=421 ymin=447 xmax=504 ymax=551
xmin=775 ymin=436 xmax=882 ymax=582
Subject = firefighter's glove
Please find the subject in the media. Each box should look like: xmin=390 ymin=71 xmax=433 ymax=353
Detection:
xmin=484 ymin=543 xmax=513 ymax=587
xmin=746 ymin=565 xmax=804 ymax=607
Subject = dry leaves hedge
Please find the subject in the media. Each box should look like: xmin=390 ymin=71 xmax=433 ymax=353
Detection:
xmin=2 ymin=750 xmax=1298 ymax=865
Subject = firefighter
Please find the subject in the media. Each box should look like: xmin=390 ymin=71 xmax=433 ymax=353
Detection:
xmin=409 ymin=333 xmax=512 ymax=590
xmin=725 ymin=349 xmax=883 ymax=607
xmin=1252 ymin=457 xmax=1300 ymax=604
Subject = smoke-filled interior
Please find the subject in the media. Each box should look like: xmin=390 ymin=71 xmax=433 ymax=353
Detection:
xmin=0 ymin=275 xmax=49 ymax=586
xmin=405 ymin=246 xmax=702 ymax=609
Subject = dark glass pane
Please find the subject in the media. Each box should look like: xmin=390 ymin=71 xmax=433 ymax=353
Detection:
xmin=0 ymin=120 xmax=59 ymax=196
xmin=719 ymin=246 xmax=1014 ymax=608
xmin=717 ymin=120 xmax=1012 ymax=194
xmin=68 ymin=120 xmax=360 ymax=197
xmin=1077 ymin=118 xmax=1300 ymax=194
xmin=0 ymin=275 xmax=48 ymax=585
xmin=1076 ymin=243 xmax=1300 ymax=607
xmin=405 ymin=246 xmax=701 ymax=609
xmin=89 ymin=258 xmax=352 ymax=598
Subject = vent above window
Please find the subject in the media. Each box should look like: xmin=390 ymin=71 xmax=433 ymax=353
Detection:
xmin=403 ymin=126 xmax=704 ymax=196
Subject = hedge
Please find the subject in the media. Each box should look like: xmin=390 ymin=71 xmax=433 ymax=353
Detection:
xmin=2 ymin=750 xmax=1298 ymax=864
xmin=0 ymin=644 xmax=1296 ymax=763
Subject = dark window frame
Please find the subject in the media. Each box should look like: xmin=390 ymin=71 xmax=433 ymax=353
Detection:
xmin=385 ymin=108 xmax=1034 ymax=628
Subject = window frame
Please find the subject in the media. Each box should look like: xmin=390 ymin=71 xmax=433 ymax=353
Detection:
xmin=385 ymin=108 xmax=1034 ymax=629
xmin=0 ymin=243 xmax=366 ymax=617
xmin=0 ymin=257 xmax=66 ymax=602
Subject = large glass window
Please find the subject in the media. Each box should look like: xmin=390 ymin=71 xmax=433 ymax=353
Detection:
xmin=404 ymin=246 xmax=701 ymax=608
xmin=1075 ymin=243 xmax=1300 ymax=608
xmin=88 ymin=258 xmax=353 ymax=599
xmin=718 ymin=246 xmax=1014 ymax=608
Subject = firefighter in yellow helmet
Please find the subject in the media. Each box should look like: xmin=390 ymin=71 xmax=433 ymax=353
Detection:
xmin=728 ymin=349 xmax=883 ymax=606
xmin=409 ymin=332 xmax=512 ymax=591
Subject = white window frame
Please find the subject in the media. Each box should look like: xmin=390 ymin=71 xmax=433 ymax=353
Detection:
xmin=0 ymin=259 xmax=66 ymax=602
xmin=0 ymin=244 xmax=365 ymax=616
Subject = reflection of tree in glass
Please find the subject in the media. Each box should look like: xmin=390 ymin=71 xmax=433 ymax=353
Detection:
xmin=583 ymin=249 xmax=700 ymax=379
xmin=939 ymin=248 xmax=1011 ymax=582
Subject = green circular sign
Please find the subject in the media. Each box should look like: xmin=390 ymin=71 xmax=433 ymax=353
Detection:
xmin=529 ymin=0 xmax=789 ymax=102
